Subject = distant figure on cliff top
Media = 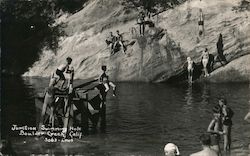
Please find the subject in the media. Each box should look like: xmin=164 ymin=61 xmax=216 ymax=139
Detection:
xmin=187 ymin=57 xmax=195 ymax=83
xmin=55 ymin=57 xmax=73 ymax=89
xmin=190 ymin=133 xmax=218 ymax=156
xmin=201 ymin=48 xmax=210 ymax=77
xmin=99 ymin=65 xmax=116 ymax=99
xmin=164 ymin=143 xmax=180 ymax=156
xmin=105 ymin=32 xmax=116 ymax=55
xmin=113 ymin=30 xmax=126 ymax=54
xmin=137 ymin=10 xmax=145 ymax=36
xmin=216 ymin=33 xmax=228 ymax=65
xmin=198 ymin=9 xmax=204 ymax=37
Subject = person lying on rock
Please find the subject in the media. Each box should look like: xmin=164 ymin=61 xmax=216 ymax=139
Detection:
xmin=105 ymin=32 xmax=116 ymax=55
xmin=113 ymin=30 xmax=126 ymax=54
xmin=55 ymin=57 xmax=73 ymax=89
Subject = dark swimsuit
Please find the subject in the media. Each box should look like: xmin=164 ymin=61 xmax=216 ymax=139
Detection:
xmin=56 ymin=69 xmax=66 ymax=80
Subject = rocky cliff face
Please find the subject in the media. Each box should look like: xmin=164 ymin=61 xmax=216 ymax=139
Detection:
xmin=24 ymin=0 xmax=250 ymax=82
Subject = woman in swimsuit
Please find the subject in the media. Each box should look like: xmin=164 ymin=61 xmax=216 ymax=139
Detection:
xmin=202 ymin=48 xmax=209 ymax=77
xmin=207 ymin=105 xmax=224 ymax=156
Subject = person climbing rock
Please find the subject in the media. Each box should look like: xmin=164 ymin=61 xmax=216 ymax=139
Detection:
xmin=105 ymin=32 xmax=116 ymax=55
xmin=198 ymin=9 xmax=204 ymax=37
xmin=137 ymin=10 xmax=145 ymax=36
xmin=216 ymin=33 xmax=228 ymax=65
xmin=201 ymin=48 xmax=210 ymax=77
xmin=113 ymin=30 xmax=126 ymax=54
xmin=55 ymin=57 xmax=73 ymax=89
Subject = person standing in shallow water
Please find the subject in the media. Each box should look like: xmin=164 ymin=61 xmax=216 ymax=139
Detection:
xmin=99 ymin=65 xmax=116 ymax=98
xmin=187 ymin=57 xmax=195 ymax=83
xmin=217 ymin=98 xmax=234 ymax=151
xmin=190 ymin=133 xmax=218 ymax=156
xmin=216 ymin=33 xmax=228 ymax=65
xmin=207 ymin=105 xmax=224 ymax=156
xmin=201 ymin=48 xmax=210 ymax=77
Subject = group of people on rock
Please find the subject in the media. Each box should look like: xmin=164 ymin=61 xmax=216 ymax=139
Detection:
xmin=187 ymin=33 xmax=227 ymax=83
xmin=164 ymin=98 xmax=234 ymax=156
xmin=105 ymin=30 xmax=126 ymax=55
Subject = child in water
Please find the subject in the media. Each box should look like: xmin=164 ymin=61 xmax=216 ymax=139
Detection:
xmin=55 ymin=57 xmax=73 ymax=88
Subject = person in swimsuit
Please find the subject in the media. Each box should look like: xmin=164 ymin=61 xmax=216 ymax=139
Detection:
xmin=201 ymin=48 xmax=209 ymax=77
xmin=198 ymin=9 xmax=204 ymax=36
xmin=218 ymin=98 xmax=234 ymax=151
xmin=137 ymin=10 xmax=145 ymax=36
xmin=190 ymin=133 xmax=218 ymax=156
xmin=164 ymin=143 xmax=180 ymax=156
xmin=187 ymin=57 xmax=194 ymax=83
xmin=113 ymin=30 xmax=126 ymax=54
xmin=55 ymin=57 xmax=73 ymax=88
xmin=39 ymin=78 xmax=68 ymax=129
xmin=106 ymin=32 xmax=116 ymax=54
xmin=99 ymin=65 xmax=116 ymax=98
xmin=207 ymin=105 xmax=224 ymax=156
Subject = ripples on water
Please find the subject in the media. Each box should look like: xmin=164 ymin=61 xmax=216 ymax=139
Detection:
xmin=1 ymin=77 xmax=250 ymax=155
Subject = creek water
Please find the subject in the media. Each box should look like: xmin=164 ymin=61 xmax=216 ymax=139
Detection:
xmin=1 ymin=76 xmax=250 ymax=155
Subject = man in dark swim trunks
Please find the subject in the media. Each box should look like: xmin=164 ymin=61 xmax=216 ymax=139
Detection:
xmin=218 ymin=98 xmax=234 ymax=151
xmin=198 ymin=9 xmax=204 ymax=36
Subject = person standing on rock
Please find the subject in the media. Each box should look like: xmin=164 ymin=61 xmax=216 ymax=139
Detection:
xmin=216 ymin=33 xmax=228 ymax=65
xmin=187 ymin=57 xmax=195 ymax=83
xmin=198 ymin=9 xmax=204 ymax=37
xmin=137 ymin=10 xmax=145 ymax=36
xmin=201 ymin=48 xmax=210 ymax=77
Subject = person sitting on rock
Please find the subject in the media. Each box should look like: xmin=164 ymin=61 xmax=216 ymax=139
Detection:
xmin=105 ymin=32 xmax=116 ymax=54
xmin=55 ymin=57 xmax=73 ymax=89
xmin=187 ymin=57 xmax=195 ymax=83
xmin=113 ymin=30 xmax=126 ymax=54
